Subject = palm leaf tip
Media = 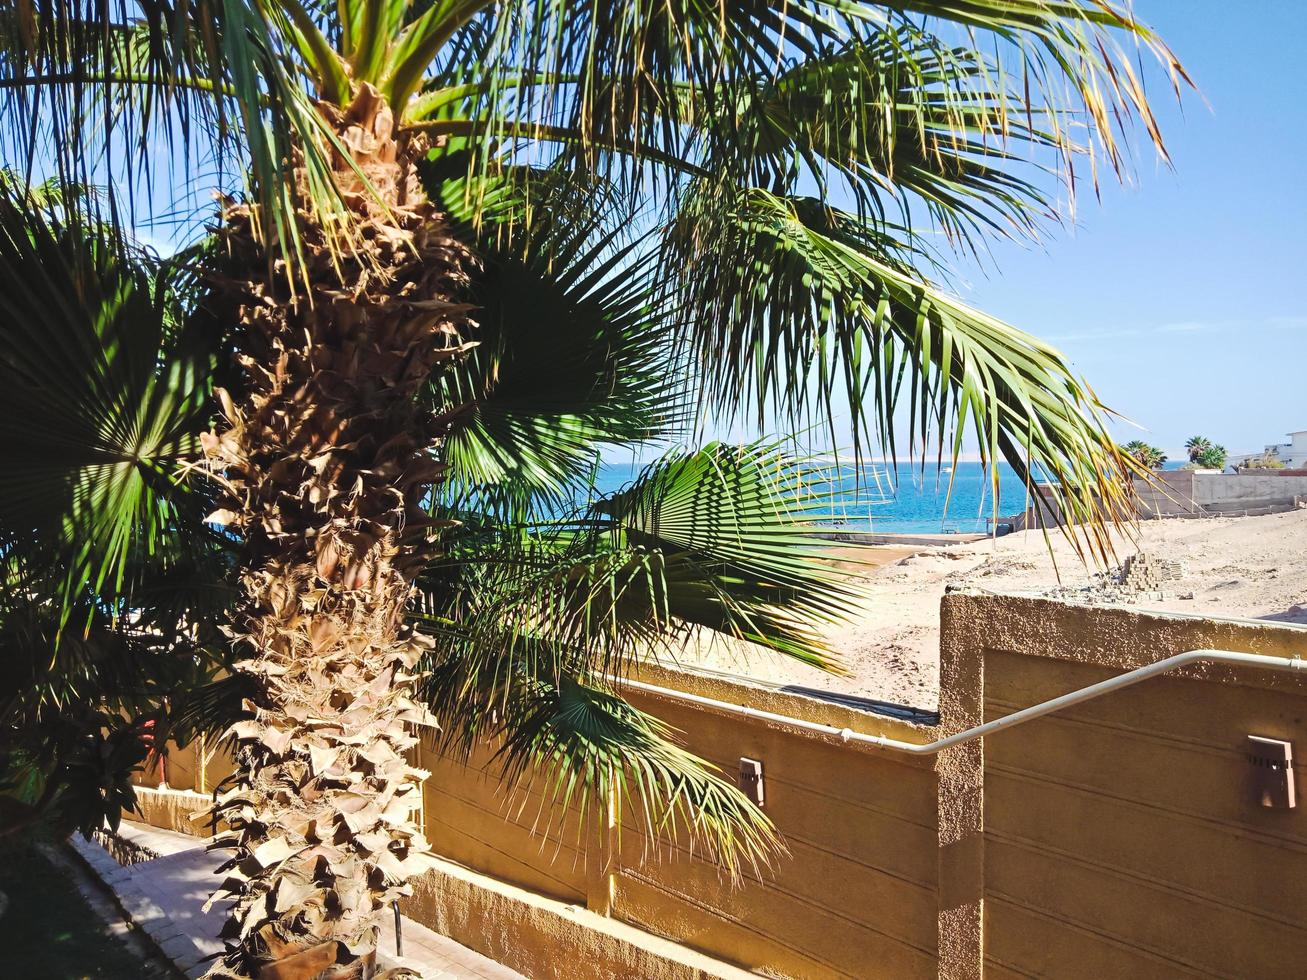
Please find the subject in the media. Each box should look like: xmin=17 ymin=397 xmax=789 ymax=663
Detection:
xmin=495 ymin=675 xmax=784 ymax=878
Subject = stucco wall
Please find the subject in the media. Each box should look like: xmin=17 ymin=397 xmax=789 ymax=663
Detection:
xmin=1131 ymin=470 xmax=1201 ymax=517
xmin=129 ymin=597 xmax=1307 ymax=979
xmin=942 ymin=594 xmax=1307 ymax=979
xmin=406 ymin=664 xmax=944 ymax=979
xmin=136 ymin=731 xmax=233 ymax=795
xmin=1196 ymin=472 xmax=1307 ymax=505
xmin=613 ymin=681 xmax=939 ymax=979
xmin=416 ymin=741 xmax=590 ymax=905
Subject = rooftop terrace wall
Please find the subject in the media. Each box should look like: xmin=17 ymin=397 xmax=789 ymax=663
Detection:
xmin=130 ymin=595 xmax=1307 ymax=978
xmin=943 ymin=593 xmax=1307 ymax=979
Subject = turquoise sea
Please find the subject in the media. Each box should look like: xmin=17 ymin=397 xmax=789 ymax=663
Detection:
xmin=592 ymin=459 xmax=1038 ymax=535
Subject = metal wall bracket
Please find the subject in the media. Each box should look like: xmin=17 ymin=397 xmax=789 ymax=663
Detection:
xmin=739 ymin=758 xmax=765 ymax=808
xmin=1247 ymin=736 xmax=1296 ymax=809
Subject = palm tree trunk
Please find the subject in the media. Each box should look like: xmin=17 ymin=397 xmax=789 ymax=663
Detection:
xmin=201 ymin=85 xmax=474 ymax=979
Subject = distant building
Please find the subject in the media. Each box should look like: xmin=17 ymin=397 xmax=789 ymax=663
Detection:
xmin=1230 ymin=430 xmax=1307 ymax=469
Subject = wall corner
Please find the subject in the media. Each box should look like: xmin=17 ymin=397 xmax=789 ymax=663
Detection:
xmin=936 ymin=592 xmax=986 ymax=980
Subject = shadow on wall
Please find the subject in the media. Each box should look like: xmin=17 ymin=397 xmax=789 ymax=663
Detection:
xmin=778 ymin=684 xmax=938 ymax=725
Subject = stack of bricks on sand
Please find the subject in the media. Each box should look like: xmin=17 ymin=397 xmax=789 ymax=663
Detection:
xmin=1118 ymin=552 xmax=1185 ymax=593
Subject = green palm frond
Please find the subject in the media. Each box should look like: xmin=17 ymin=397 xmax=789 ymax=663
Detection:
xmin=701 ymin=24 xmax=1062 ymax=252
xmin=0 ymin=571 xmax=213 ymax=728
xmin=0 ymin=553 xmax=229 ymax=837
xmin=440 ymin=1 xmax=1184 ymax=218
xmin=494 ymin=675 xmax=781 ymax=877
xmin=0 ymin=185 xmax=237 ymax=837
xmin=881 ymin=0 xmax=1186 ymax=175
xmin=0 ymin=1 xmax=1186 ymax=275
xmin=412 ymin=441 xmax=861 ymax=873
xmin=664 ymin=188 xmax=1140 ymax=556
xmin=426 ymin=167 xmax=684 ymax=511
xmin=597 ymin=442 xmax=862 ymax=653
xmin=0 ymin=190 xmax=219 ymax=625
xmin=421 ymin=441 xmax=860 ymax=692
xmin=467 ymin=1 xmax=837 ymax=192
xmin=0 ymin=1 xmax=349 ymax=270
xmin=415 ymin=441 xmax=861 ymax=755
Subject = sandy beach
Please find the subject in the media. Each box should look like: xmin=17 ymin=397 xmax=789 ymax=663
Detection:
xmin=677 ymin=509 xmax=1307 ymax=711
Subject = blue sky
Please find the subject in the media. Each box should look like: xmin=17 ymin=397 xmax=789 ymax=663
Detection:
xmin=954 ymin=0 xmax=1307 ymax=459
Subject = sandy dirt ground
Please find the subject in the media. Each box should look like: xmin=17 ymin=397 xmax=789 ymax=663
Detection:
xmin=678 ymin=510 xmax=1307 ymax=711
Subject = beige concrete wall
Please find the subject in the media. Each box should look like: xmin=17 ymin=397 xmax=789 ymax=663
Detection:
xmin=135 ymin=732 xmax=230 ymax=795
xmin=407 ymin=665 xmax=943 ymax=979
xmin=1195 ymin=471 xmax=1307 ymax=506
xmin=1133 ymin=470 xmax=1307 ymax=517
xmin=129 ymin=596 xmax=1307 ymax=979
xmin=1132 ymin=470 xmax=1203 ymax=517
xmin=416 ymin=741 xmax=590 ymax=905
xmin=614 ymin=680 xmax=940 ymax=979
xmin=943 ymin=594 xmax=1307 ymax=980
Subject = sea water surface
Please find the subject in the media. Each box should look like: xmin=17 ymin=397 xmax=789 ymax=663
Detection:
xmin=593 ymin=459 xmax=1037 ymax=535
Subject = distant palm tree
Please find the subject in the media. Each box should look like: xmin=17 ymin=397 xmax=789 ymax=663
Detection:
xmin=1196 ymin=444 xmax=1228 ymax=469
xmin=1125 ymin=440 xmax=1168 ymax=470
xmin=1184 ymin=436 xmax=1227 ymax=469
xmin=1186 ymin=435 xmax=1213 ymax=463
xmin=0 ymin=2 xmax=1185 ymax=974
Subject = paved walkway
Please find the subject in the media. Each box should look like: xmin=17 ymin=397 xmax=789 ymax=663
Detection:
xmin=71 ymin=821 xmax=524 ymax=980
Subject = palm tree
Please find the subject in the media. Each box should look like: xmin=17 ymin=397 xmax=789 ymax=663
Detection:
xmin=1124 ymin=440 xmax=1168 ymax=470
xmin=1186 ymin=435 xmax=1213 ymax=463
xmin=1200 ymin=444 xmax=1228 ymax=469
xmin=0 ymin=2 xmax=1185 ymax=975
xmin=1184 ymin=437 xmax=1227 ymax=470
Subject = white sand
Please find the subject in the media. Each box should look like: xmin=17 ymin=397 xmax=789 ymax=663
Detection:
xmin=680 ymin=510 xmax=1307 ymax=710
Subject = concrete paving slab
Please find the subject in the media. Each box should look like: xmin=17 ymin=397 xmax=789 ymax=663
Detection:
xmin=115 ymin=817 xmax=208 ymax=859
xmin=73 ymin=822 xmax=526 ymax=980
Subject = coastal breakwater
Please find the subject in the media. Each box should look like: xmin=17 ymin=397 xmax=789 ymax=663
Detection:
xmin=815 ymin=530 xmax=990 ymax=547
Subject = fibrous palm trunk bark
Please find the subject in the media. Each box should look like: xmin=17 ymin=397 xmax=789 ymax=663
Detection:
xmin=201 ymin=85 xmax=474 ymax=979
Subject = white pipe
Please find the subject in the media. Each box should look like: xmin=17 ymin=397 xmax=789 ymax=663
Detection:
xmin=616 ymin=649 xmax=1307 ymax=756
